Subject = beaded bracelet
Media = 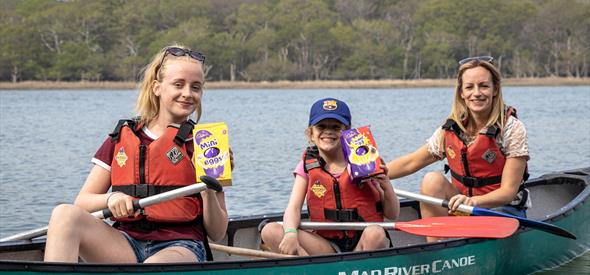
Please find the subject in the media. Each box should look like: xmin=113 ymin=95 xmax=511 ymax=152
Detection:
xmin=283 ymin=228 xmax=298 ymax=235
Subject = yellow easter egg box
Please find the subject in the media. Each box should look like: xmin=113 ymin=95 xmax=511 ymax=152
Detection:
xmin=193 ymin=122 xmax=232 ymax=186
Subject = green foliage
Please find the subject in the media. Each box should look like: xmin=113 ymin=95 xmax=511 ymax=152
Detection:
xmin=0 ymin=0 xmax=588 ymax=81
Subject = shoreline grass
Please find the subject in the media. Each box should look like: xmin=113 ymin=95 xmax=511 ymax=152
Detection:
xmin=0 ymin=77 xmax=588 ymax=90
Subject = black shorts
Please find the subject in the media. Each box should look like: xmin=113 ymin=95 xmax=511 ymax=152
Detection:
xmin=326 ymin=229 xmax=392 ymax=253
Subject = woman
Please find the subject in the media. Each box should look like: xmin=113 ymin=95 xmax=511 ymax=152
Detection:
xmin=386 ymin=56 xmax=529 ymax=242
xmin=44 ymin=44 xmax=228 ymax=263
xmin=261 ymin=98 xmax=399 ymax=255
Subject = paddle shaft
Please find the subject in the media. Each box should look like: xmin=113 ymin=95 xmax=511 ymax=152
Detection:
xmin=209 ymin=243 xmax=294 ymax=259
xmin=296 ymin=221 xmax=398 ymax=231
xmin=0 ymin=183 xmax=209 ymax=242
xmin=395 ymin=189 xmax=577 ymax=239
xmin=395 ymin=189 xmax=475 ymax=213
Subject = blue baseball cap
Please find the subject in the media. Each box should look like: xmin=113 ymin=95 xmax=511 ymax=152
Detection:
xmin=309 ymin=98 xmax=351 ymax=127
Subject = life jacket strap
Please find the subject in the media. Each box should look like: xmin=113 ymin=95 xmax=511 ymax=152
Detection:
xmin=109 ymin=119 xmax=137 ymax=142
xmin=112 ymin=184 xmax=194 ymax=198
xmin=116 ymin=219 xmax=160 ymax=232
xmin=442 ymin=119 xmax=470 ymax=144
xmin=116 ymin=219 xmax=197 ymax=232
xmin=303 ymin=145 xmax=326 ymax=173
xmin=483 ymin=126 xmax=500 ymax=138
xmin=174 ymin=120 xmax=195 ymax=146
xmin=305 ymin=161 xmax=322 ymax=171
xmin=324 ymin=208 xmax=359 ymax=222
xmin=449 ymin=169 xmax=502 ymax=187
xmin=441 ymin=119 xmax=455 ymax=131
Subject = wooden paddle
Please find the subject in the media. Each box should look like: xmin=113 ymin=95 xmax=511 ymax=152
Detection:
xmin=287 ymin=216 xmax=519 ymax=239
xmin=395 ymin=189 xmax=577 ymax=239
xmin=209 ymin=243 xmax=294 ymax=259
xmin=0 ymin=176 xmax=223 ymax=242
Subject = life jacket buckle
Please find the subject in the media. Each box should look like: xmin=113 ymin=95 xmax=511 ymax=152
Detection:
xmin=325 ymin=209 xmax=359 ymax=222
xmin=462 ymin=176 xmax=480 ymax=187
xmin=131 ymin=184 xmax=149 ymax=198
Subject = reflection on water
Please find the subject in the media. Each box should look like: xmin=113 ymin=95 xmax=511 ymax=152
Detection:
xmin=1 ymin=87 xmax=589 ymax=271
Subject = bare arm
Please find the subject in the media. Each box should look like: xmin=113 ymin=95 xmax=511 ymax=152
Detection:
xmin=381 ymin=177 xmax=400 ymax=220
xmin=372 ymin=171 xmax=400 ymax=220
xmin=202 ymin=190 xmax=228 ymax=242
xmin=75 ymin=165 xmax=144 ymax=218
xmin=386 ymin=144 xmax=439 ymax=179
xmin=278 ymin=175 xmax=308 ymax=255
xmin=282 ymin=175 xmax=307 ymax=231
xmin=74 ymin=165 xmax=114 ymax=212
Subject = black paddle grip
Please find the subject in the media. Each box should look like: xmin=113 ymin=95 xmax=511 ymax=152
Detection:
xmin=102 ymin=208 xmax=113 ymax=219
xmin=200 ymin=175 xmax=223 ymax=192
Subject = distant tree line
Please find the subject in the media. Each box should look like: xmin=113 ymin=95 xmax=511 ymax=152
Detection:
xmin=1 ymin=0 xmax=588 ymax=82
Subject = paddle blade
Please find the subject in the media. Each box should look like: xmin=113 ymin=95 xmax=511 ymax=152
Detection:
xmin=470 ymin=207 xmax=577 ymax=239
xmin=396 ymin=216 xmax=519 ymax=239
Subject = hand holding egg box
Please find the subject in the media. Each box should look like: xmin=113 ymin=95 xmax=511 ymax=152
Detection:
xmin=193 ymin=122 xmax=232 ymax=186
xmin=340 ymin=125 xmax=384 ymax=183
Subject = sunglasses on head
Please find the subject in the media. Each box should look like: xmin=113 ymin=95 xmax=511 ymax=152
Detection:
xmin=158 ymin=47 xmax=206 ymax=70
xmin=458 ymin=56 xmax=494 ymax=65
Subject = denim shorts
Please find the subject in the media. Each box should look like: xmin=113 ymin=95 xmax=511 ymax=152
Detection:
xmin=121 ymin=231 xmax=206 ymax=262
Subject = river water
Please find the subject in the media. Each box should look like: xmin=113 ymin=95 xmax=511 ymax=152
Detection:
xmin=1 ymin=86 xmax=589 ymax=271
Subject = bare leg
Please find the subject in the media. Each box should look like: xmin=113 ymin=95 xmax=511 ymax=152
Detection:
xmin=260 ymin=222 xmax=309 ymax=255
xmin=419 ymin=172 xmax=459 ymax=242
xmin=44 ymin=204 xmax=136 ymax=263
xmin=260 ymin=222 xmax=284 ymax=252
xmin=354 ymin=225 xmax=388 ymax=251
xmin=144 ymin=246 xmax=198 ymax=263
xmin=261 ymin=222 xmax=334 ymax=256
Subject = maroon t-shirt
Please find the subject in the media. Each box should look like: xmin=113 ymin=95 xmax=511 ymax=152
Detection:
xmin=92 ymin=127 xmax=204 ymax=241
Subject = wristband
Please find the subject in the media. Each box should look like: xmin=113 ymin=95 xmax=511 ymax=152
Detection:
xmin=284 ymin=228 xmax=298 ymax=234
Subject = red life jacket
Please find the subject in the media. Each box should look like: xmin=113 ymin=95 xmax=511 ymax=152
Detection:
xmin=443 ymin=107 xmax=528 ymax=197
xmin=109 ymin=119 xmax=202 ymax=223
xmin=303 ymin=146 xmax=383 ymax=239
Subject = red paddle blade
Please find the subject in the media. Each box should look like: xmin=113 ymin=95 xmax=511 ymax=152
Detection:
xmin=395 ymin=216 xmax=519 ymax=239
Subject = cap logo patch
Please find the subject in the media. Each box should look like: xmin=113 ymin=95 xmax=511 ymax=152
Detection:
xmin=323 ymin=100 xmax=338 ymax=111
xmin=166 ymin=146 xmax=184 ymax=165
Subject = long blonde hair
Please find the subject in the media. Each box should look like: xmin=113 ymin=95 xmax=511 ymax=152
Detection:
xmin=135 ymin=44 xmax=203 ymax=126
xmin=448 ymin=60 xmax=506 ymax=133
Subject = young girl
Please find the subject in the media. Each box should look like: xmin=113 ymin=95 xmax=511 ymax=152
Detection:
xmin=261 ymin=98 xmax=399 ymax=255
xmin=44 ymin=44 xmax=228 ymax=263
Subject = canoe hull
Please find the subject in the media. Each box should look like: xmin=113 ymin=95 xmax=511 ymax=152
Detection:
xmin=0 ymin=168 xmax=588 ymax=274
